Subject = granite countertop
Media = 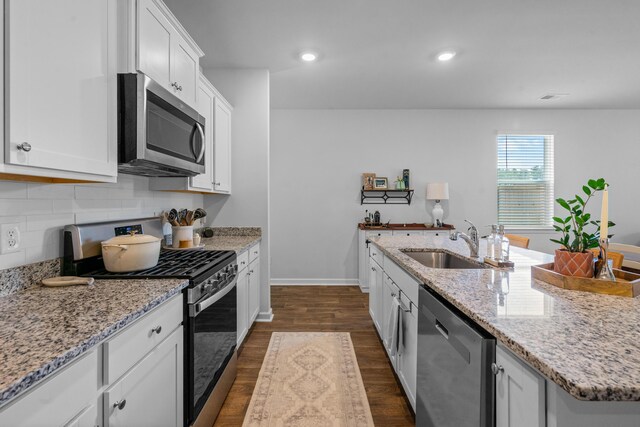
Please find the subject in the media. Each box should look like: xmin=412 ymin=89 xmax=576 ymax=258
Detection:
xmin=199 ymin=227 xmax=261 ymax=253
xmin=370 ymin=235 xmax=640 ymax=402
xmin=0 ymin=277 xmax=189 ymax=406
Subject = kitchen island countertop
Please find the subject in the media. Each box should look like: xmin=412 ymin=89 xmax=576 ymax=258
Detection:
xmin=0 ymin=277 xmax=188 ymax=407
xmin=370 ymin=234 xmax=640 ymax=402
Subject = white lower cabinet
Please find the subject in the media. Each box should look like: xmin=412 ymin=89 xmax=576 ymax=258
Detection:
xmin=495 ymin=345 xmax=546 ymax=427
xmin=397 ymin=300 xmax=417 ymax=409
xmin=369 ymin=246 xmax=419 ymax=411
xmin=237 ymin=242 xmax=261 ymax=346
xmin=104 ymin=326 xmax=183 ymax=427
xmin=0 ymin=295 xmax=183 ymax=427
xmin=236 ymin=266 xmax=249 ymax=346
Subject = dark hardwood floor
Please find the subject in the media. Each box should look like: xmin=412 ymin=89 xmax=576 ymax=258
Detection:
xmin=213 ymin=286 xmax=415 ymax=426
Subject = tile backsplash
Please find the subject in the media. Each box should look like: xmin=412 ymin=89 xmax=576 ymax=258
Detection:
xmin=0 ymin=175 xmax=204 ymax=270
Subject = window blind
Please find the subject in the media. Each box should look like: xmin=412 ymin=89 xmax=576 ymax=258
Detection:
xmin=497 ymin=135 xmax=554 ymax=227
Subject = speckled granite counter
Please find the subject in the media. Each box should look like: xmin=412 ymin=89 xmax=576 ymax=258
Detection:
xmin=370 ymin=235 xmax=640 ymax=402
xmin=200 ymin=226 xmax=261 ymax=253
xmin=0 ymin=277 xmax=188 ymax=406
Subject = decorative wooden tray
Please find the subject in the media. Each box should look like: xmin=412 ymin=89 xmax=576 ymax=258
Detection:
xmin=531 ymin=263 xmax=640 ymax=298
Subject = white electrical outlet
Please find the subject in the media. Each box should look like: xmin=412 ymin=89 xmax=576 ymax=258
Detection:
xmin=1 ymin=223 xmax=22 ymax=254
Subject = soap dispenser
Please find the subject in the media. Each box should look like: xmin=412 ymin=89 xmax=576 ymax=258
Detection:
xmin=486 ymin=225 xmax=498 ymax=259
xmin=498 ymin=225 xmax=510 ymax=261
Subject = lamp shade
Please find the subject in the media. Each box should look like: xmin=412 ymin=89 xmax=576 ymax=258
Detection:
xmin=426 ymin=183 xmax=449 ymax=200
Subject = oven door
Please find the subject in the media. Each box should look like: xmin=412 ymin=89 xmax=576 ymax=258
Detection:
xmin=186 ymin=279 xmax=237 ymax=424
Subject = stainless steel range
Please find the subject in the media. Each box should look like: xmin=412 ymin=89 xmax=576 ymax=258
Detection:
xmin=62 ymin=217 xmax=238 ymax=427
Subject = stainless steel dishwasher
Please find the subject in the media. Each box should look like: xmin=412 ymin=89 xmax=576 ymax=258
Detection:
xmin=416 ymin=286 xmax=495 ymax=427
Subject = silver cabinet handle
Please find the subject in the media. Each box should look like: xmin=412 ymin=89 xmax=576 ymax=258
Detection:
xmin=254 ymin=251 xmax=259 ymax=255
xmin=171 ymin=82 xmax=180 ymax=90
xmin=113 ymin=399 xmax=126 ymax=410
xmin=241 ymin=261 xmax=246 ymax=265
xmin=150 ymin=325 xmax=162 ymax=335
xmin=371 ymin=267 xmax=376 ymax=271
xmin=194 ymin=123 xmax=205 ymax=162
xmin=214 ymin=182 xmax=221 ymax=186
xmin=249 ymin=269 xmax=254 ymax=273
xmin=17 ymin=142 xmax=32 ymax=152
xmin=491 ymin=363 xmax=504 ymax=375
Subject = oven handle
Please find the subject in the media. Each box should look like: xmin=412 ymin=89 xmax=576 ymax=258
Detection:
xmin=190 ymin=278 xmax=236 ymax=317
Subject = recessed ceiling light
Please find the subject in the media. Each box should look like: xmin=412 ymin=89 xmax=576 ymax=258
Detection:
xmin=299 ymin=51 xmax=318 ymax=62
xmin=437 ymin=51 xmax=456 ymax=62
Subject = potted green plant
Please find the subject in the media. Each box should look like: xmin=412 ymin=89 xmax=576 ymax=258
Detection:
xmin=551 ymin=178 xmax=615 ymax=277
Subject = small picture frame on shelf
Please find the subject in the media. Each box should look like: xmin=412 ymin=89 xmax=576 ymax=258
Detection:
xmin=373 ymin=177 xmax=388 ymax=189
xmin=362 ymin=173 xmax=376 ymax=190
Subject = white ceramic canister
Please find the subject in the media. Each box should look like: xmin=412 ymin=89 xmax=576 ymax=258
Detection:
xmin=173 ymin=225 xmax=194 ymax=248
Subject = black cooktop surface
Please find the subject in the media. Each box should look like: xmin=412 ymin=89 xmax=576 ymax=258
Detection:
xmin=84 ymin=249 xmax=235 ymax=280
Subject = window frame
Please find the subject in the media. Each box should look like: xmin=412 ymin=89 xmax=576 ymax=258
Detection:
xmin=496 ymin=133 xmax=555 ymax=230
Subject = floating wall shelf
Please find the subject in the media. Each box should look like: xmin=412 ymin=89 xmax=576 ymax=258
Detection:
xmin=361 ymin=188 xmax=414 ymax=205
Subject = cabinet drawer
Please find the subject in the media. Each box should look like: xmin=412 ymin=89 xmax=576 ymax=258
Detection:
xmin=249 ymin=243 xmax=260 ymax=263
xmin=424 ymin=230 xmax=448 ymax=237
xmin=103 ymin=295 xmax=182 ymax=384
xmin=370 ymin=244 xmax=384 ymax=268
xmin=0 ymin=350 xmax=99 ymax=426
xmin=384 ymin=258 xmax=419 ymax=304
xmin=365 ymin=230 xmax=393 ymax=238
xmin=392 ymin=230 xmax=424 ymax=237
xmin=237 ymin=249 xmax=249 ymax=271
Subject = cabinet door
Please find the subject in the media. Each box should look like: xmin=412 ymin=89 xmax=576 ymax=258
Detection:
xmin=236 ymin=268 xmax=248 ymax=346
xmin=495 ymin=346 xmax=545 ymax=427
xmin=104 ymin=326 xmax=183 ymax=427
xmin=5 ymin=0 xmax=117 ymax=177
xmin=137 ymin=0 xmax=172 ymax=88
xmin=368 ymin=261 xmax=379 ymax=332
xmin=397 ymin=302 xmax=418 ymax=410
xmin=189 ymin=78 xmax=214 ymax=191
xmin=172 ymin=39 xmax=199 ymax=106
xmin=64 ymin=403 xmax=98 ymax=427
xmin=381 ymin=275 xmax=400 ymax=366
xmin=213 ymin=98 xmax=232 ymax=193
xmin=248 ymin=260 xmax=261 ymax=324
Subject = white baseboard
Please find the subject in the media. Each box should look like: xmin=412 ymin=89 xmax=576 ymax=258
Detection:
xmin=255 ymin=309 xmax=274 ymax=322
xmin=270 ymin=278 xmax=360 ymax=286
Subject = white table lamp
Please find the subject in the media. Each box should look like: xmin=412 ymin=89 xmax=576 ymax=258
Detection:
xmin=426 ymin=183 xmax=449 ymax=227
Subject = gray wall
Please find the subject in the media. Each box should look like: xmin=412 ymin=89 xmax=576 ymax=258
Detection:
xmin=270 ymin=109 xmax=640 ymax=282
xmin=203 ymin=68 xmax=272 ymax=319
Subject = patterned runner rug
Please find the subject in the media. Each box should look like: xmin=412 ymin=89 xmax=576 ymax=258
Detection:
xmin=242 ymin=332 xmax=375 ymax=427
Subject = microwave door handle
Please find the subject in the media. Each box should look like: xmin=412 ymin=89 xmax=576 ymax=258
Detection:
xmin=193 ymin=122 xmax=205 ymax=163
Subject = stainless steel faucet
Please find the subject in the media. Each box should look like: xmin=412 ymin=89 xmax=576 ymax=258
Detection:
xmin=450 ymin=220 xmax=480 ymax=258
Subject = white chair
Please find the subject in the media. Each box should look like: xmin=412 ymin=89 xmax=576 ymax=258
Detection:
xmin=609 ymin=243 xmax=640 ymax=270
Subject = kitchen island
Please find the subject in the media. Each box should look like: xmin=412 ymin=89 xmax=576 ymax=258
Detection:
xmin=370 ymin=234 xmax=640 ymax=426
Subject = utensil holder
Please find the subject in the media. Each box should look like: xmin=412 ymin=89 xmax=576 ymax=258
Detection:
xmin=172 ymin=226 xmax=193 ymax=249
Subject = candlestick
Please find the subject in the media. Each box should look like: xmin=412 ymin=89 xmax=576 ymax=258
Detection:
xmin=597 ymin=238 xmax=616 ymax=281
xmin=600 ymin=185 xmax=608 ymax=239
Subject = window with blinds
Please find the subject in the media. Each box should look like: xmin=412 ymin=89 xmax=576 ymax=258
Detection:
xmin=497 ymin=134 xmax=554 ymax=227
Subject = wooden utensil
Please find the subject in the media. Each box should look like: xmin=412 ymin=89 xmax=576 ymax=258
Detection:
xmin=168 ymin=209 xmax=179 ymax=226
xmin=42 ymin=276 xmax=95 ymax=287
xmin=186 ymin=210 xmax=194 ymax=225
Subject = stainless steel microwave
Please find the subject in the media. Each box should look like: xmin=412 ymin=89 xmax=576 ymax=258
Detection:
xmin=117 ymin=73 xmax=205 ymax=177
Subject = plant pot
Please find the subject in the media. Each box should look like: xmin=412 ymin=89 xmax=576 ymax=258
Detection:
xmin=553 ymin=249 xmax=594 ymax=278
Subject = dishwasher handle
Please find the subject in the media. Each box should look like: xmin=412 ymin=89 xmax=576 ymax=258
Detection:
xmin=435 ymin=319 xmax=449 ymax=339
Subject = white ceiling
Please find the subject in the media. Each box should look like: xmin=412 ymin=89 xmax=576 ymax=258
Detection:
xmin=164 ymin=0 xmax=640 ymax=109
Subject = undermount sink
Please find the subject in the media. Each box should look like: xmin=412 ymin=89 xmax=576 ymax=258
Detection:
xmin=401 ymin=250 xmax=487 ymax=269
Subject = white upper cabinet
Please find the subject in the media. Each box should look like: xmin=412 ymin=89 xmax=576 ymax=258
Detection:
xmin=188 ymin=77 xmax=215 ymax=191
xmin=1 ymin=0 xmax=118 ymax=182
xmin=133 ymin=0 xmax=203 ymax=108
xmin=213 ymin=97 xmax=232 ymax=193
